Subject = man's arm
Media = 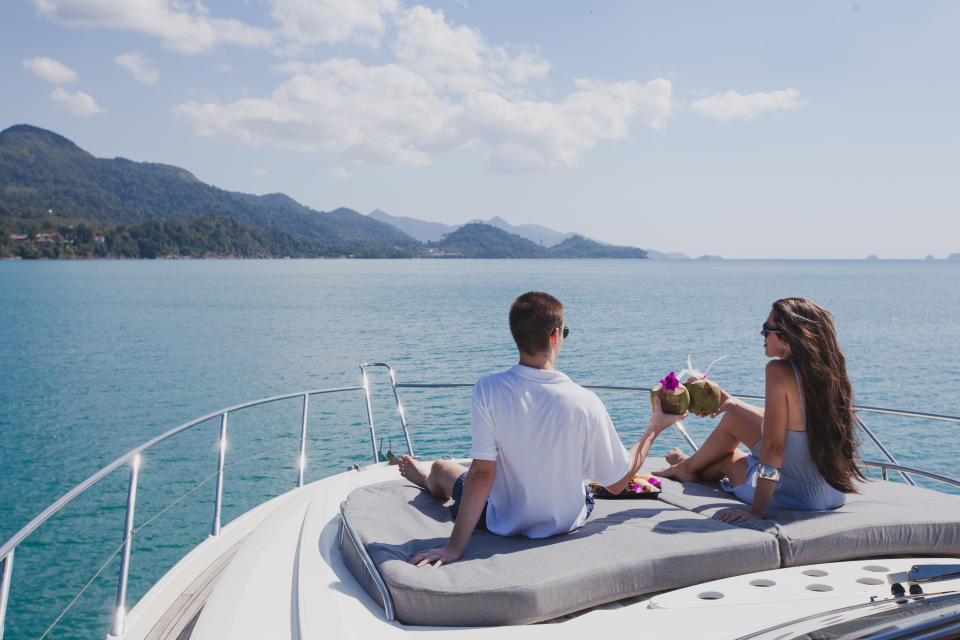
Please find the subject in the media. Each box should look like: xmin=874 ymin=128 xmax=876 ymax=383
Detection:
xmin=604 ymin=397 xmax=686 ymax=494
xmin=410 ymin=459 xmax=496 ymax=567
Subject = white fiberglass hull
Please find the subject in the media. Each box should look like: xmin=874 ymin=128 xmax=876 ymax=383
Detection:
xmin=120 ymin=461 xmax=960 ymax=640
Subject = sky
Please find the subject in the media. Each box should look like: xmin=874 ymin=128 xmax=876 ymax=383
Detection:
xmin=2 ymin=1 xmax=959 ymax=259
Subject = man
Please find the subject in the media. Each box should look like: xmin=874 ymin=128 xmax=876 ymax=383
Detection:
xmin=398 ymin=291 xmax=685 ymax=567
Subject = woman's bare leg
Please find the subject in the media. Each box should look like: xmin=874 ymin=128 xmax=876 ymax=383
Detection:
xmin=398 ymin=456 xmax=468 ymax=500
xmin=655 ymin=407 xmax=762 ymax=482
xmin=696 ymin=449 xmax=750 ymax=486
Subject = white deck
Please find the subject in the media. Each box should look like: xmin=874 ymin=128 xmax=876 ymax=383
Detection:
xmin=121 ymin=461 xmax=960 ymax=640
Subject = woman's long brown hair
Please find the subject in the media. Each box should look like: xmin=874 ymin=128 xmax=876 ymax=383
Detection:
xmin=772 ymin=298 xmax=865 ymax=493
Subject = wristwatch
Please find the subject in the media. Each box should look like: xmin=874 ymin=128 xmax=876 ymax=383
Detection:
xmin=757 ymin=464 xmax=781 ymax=483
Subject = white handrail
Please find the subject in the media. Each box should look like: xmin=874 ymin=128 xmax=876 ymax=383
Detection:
xmin=0 ymin=384 xmax=364 ymax=640
xmin=0 ymin=384 xmax=363 ymax=560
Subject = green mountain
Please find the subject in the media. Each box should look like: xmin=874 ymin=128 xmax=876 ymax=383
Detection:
xmin=368 ymin=209 xmax=577 ymax=247
xmin=369 ymin=209 xmax=457 ymax=243
xmin=548 ymin=234 xmax=647 ymax=258
xmin=429 ymin=223 xmax=549 ymax=258
xmin=427 ymin=225 xmax=648 ymax=259
xmin=0 ymin=124 xmax=417 ymax=256
xmin=0 ymin=124 xmax=651 ymax=260
xmin=231 ymin=193 xmax=415 ymax=247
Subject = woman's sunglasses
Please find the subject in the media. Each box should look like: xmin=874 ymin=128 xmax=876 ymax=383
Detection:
xmin=761 ymin=323 xmax=780 ymax=337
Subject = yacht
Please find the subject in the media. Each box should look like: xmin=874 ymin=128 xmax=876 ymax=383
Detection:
xmin=2 ymin=362 xmax=959 ymax=639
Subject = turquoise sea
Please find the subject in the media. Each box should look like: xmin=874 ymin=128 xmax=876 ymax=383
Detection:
xmin=2 ymin=259 xmax=959 ymax=639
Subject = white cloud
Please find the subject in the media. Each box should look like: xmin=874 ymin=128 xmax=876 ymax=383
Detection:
xmin=690 ymin=88 xmax=802 ymax=122
xmin=33 ymin=0 xmax=274 ymax=54
xmin=174 ymin=97 xmax=311 ymax=148
xmin=251 ymin=166 xmax=269 ymax=176
xmin=115 ymin=52 xmax=159 ymax=85
xmin=271 ymin=0 xmax=398 ymax=49
xmin=176 ymin=57 xmax=671 ymax=171
xmin=23 ymin=56 xmax=77 ymax=84
xmin=463 ymin=78 xmax=672 ymax=171
xmin=214 ymin=62 xmax=234 ymax=73
xmin=329 ymin=167 xmax=351 ymax=180
xmin=51 ymin=87 xmax=104 ymax=116
xmin=170 ymin=4 xmax=671 ymax=172
xmin=393 ymin=6 xmax=550 ymax=92
xmin=175 ymin=57 xmax=456 ymax=165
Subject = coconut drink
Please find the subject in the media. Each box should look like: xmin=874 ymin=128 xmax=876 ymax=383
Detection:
xmin=650 ymin=372 xmax=689 ymax=415
xmin=686 ymin=377 xmax=723 ymax=414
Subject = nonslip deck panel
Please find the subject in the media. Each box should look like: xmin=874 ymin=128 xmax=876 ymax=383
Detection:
xmin=340 ymin=479 xmax=780 ymax=626
xmin=656 ymin=476 xmax=960 ymax=565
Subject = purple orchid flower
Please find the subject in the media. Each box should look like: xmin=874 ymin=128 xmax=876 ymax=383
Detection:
xmin=660 ymin=372 xmax=680 ymax=391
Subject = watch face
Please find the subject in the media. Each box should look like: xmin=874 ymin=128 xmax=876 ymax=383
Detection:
xmin=759 ymin=465 xmax=780 ymax=481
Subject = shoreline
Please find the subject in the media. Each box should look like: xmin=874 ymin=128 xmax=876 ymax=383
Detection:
xmin=3 ymin=256 xmax=960 ymax=262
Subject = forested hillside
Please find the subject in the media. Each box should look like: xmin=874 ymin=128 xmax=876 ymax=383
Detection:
xmin=0 ymin=125 xmax=416 ymax=257
xmin=1 ymin=124 xmax=649 ymax=260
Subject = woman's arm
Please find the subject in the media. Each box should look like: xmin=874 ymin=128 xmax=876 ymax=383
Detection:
xmin=751 ymin=361 xmax=791 ymax=516
xmin=691 ymin=380 xmax=764 ymax=421
xmin=716 ymin=361 xmax=789 ymax=522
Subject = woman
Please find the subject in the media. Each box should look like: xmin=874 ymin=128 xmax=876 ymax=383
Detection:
xmin=656 ymin=297 xmax=864 ymax=522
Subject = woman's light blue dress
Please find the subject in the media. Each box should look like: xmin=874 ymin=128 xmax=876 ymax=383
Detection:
xmin=724 ymin=360 xmax=846 ymax=511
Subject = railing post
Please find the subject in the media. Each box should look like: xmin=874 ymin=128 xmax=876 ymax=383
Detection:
xmin=673 ymin=420 xmax=699 ymax=452
xmin=0 ymin=549 xmax=14 ymax=640
xmin=297 ymin=394 xmax=309 ymax=487
xmin=212 ymin=413 xmax=228 ymax=536
xmin=109 ymin=454 xmax=141 ymax=638
xmin=855 ymin=414 xmax=914 ymax=485
xmin=386 ymin=367 xmax=415 ymax=457
xmin=359 ymin=367 xmax=380 ymax=464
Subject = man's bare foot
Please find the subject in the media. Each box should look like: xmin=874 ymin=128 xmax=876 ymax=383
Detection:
xmin=665 ymin=447 xmax=689 ymax=465
xmin=653 ymin=463 xmax=697 ymax=483
xmin=398 ymin=455 xmax=429 ymax=489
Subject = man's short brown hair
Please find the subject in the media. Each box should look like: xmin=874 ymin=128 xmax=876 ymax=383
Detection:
xmin=509 ymin=292 xmax=563 ymax=356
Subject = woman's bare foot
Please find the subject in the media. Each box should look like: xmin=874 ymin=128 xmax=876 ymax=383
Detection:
xmin=665 ymin=447 xmax=689 ymax=466
xmin=653 ymin=462 xmax=698 ymax=483
xmin=398 ymin=455 xmax=429 ymax=489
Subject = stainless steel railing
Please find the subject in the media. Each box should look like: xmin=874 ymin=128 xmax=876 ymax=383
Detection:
xmin=1 ymin=372 xmax=958 ymax=639
xmin=361 ymin=363 xmax=415 ymax=462
xmin=0 ymin=383 xmax=365 ymax=640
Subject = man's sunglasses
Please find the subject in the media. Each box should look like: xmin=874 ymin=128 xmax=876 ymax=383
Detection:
xmin=559 ymin=326 xmax=570 ymax=338
xmin=761 ymin=323 xmax=780 ymax=337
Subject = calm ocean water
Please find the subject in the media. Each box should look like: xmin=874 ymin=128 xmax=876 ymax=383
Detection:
xmin=2 ymin=258 xmax=959 ymax=639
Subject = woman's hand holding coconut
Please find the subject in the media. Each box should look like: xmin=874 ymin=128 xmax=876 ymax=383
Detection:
xmin=685 ymin=376 xmax=734 ymax=419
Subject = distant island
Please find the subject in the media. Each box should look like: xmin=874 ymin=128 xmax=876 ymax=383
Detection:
xmin=370 ymin=209 xmax=576 ymax=247
xmin=0 ymin=124 xmax=668 ymax=260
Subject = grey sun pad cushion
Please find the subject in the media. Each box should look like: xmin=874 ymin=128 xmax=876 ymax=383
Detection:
xmin=339 ymin=478 xmax=780 ymax=626
xmin=655 ymin=475 xmax=960 ymax=566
